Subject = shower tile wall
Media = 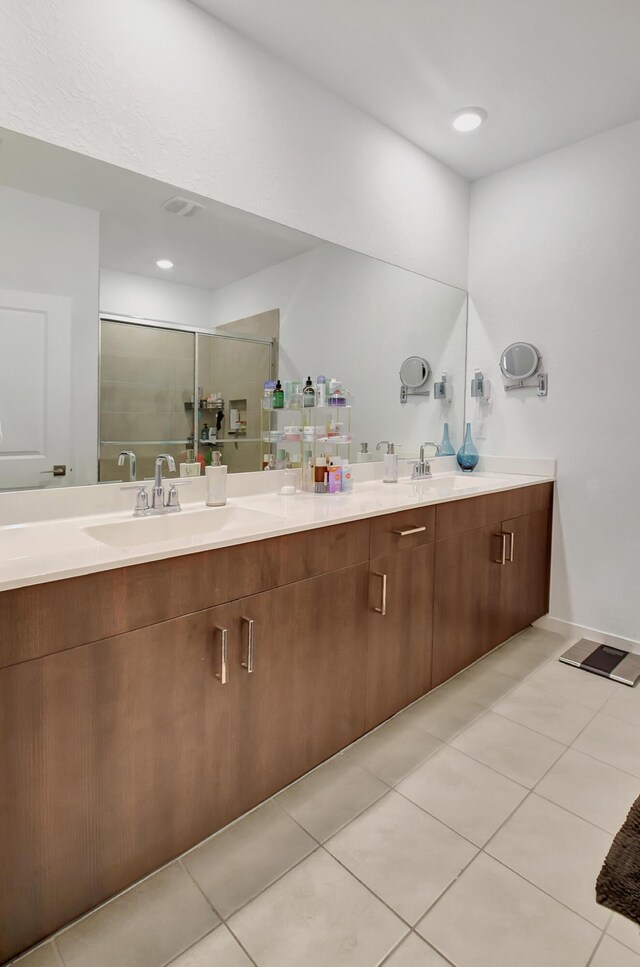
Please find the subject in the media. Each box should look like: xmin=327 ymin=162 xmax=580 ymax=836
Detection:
xmin=99 ymin=322 xmax=194 ymax=481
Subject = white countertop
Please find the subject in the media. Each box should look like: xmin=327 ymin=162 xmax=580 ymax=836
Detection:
xmin=0 ymin=464 xmax=555 ymax=593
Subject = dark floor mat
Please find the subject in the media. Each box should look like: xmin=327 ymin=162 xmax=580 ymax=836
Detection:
xmin=597 ymin=793 xmax=640 ymax=925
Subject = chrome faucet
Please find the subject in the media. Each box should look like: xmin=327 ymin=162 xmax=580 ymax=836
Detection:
xmin=411 ymin=441 xmax=441 ymax=480
xmin=117 ymin=449 xmax=137 ymax=482
xmin=152 ymin=453 xmax=177 ymax=510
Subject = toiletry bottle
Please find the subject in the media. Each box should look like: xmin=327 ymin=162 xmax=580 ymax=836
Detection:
xmin=356 ymin=443 xmax=371 ymax=463
xmin=201 ymin=422 xmax=209 ymax=443
xmin=208 ymin=424 xmax=217 ymax=443
xmin=303 ymin=376 xmax=315 ymax=407
xmin=316 ymin=375 xmax=326 ymax=407
xmin=328 ymin=463 xmax=342 ymax=494
xmin=262 ymin=380 xmax=276 ymax=410
xmin=273 ymin=380 xmax=284 ymax=409
xmin=377 ymin=442 xmax=399 ymax=483
xmin=205 ymin=451 xmax=227 ymax=506
xmin=341 ymin=458 xmax=354 ymax=493
xmin=314 ymin=457 xmax=328 ymax=493
xmin=276 ymin=448 xmax=288 ymax=470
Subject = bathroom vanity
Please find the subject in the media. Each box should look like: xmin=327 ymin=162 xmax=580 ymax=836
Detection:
xmin=0 ymin=475 xmax=552 ymax=961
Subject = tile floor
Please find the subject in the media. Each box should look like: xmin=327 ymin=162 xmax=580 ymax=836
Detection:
xmin=12 ymin=626 xmax=640 ymax=967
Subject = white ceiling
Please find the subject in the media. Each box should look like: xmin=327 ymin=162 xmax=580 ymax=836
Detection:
xmin=193 ymin=0 xmax=640 ymax=180
xmin=0 ymin=129 xmax=319 ymax=290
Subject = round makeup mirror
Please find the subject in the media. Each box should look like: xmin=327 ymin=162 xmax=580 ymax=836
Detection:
xmin=500 ymin=342 xmax=541 ymax=381
xmin=399 ymin=356 xmax=430 ymax=389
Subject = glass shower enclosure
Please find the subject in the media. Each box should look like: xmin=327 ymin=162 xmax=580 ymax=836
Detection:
xmin=98 ymin=318 xmax=274 ymax=482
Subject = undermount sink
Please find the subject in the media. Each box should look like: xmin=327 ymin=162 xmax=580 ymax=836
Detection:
xmin=85 ymin=506 xmax=284 ymax=550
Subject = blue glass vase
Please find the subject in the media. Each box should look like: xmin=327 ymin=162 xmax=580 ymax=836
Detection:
xmin=439 ymin=422 xmax=455 ymax=456
xmin=457 ymin=422 xmax=479 ymax=472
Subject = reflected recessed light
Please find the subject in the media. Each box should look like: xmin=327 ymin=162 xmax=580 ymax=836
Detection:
xmin=156 ymin=259 xmax=174 ymax=270
xmin=451 ymin=108 xmax=487 ymax=132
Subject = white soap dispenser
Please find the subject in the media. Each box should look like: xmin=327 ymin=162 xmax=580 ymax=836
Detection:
xmin=205 ymin=451 xmax=227 ymax=506
xmin=376 ymin=441 xmax=399 ymax=483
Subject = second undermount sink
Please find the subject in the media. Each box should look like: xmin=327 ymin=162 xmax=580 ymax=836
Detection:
xmin=85 ymin=505 xmax=284 ymax=550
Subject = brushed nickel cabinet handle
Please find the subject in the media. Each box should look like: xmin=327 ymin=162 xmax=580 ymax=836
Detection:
xmin=241 ymin=617 xmax=255 ymax=673
xmin=392 ymin=525 xmax=427 ymax=536
xmin=214 ymin=627 xmax=229 ymax=684
xmin=373 ymin=572 xmax=387 ymax=615
xmin=493 ymin=533 xmax=507 ymax=566
xmin=505 ymin=530 xmax=515 ymax=563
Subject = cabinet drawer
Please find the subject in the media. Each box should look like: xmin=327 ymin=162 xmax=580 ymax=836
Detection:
xmin=435 ymin=482 xmax=553 ymax=541
xmin=369 ymin=505 xmax=435 ymax=559
xmin=0 ymin=548 xmax=229 ymax=668
xmin=226 ymin=519 xmax=370 ymax=598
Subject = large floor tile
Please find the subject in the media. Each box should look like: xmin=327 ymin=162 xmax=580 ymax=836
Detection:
xmin=608 ymin=912 xmax=640 ymax=955
xmin=397 ymin=745 xmax=527 ymax=846
xmin=573 ymin=714 xmax=640 ymax=778
xmin=451 ymin=711 xmax=564 ymax=787
xmin=439 ymin=665 xmax=518 ymax=708
xmin=228 ymin=850 xmax=407 ymax=967
xmin=479 ymin=638 xmax=553 ymax=680
xmin=325 ymin=791 xmax=476 ymax=924
xmin=535 ymin=748 xmax=640 ymax=834
xmin=417 ymin=852 xmax=599 ymax=967
xmin=343 ymin=715 xmax=442 ymax=786
xmin=56 ymin=863 xmax=218 ymax=967
xmin=486 ymin=793 xmax=611 ymax=927
xmin=276 ymin=756 xmax=387 ymax=842
xmin=492 ymin=681 xmax=594 ymax=743
xmin=603 ymin=685 xmax=640 ymax=729
xmin=383 ymin=933 xmax=450 ymax=966
xmin=591 ymin=935 xmax=640 ymax=967
xmin=182 ymin=800 xmax=316 ymax=919
xmin=526 ymin=660 xmax=618 ymax=710
xmin=400 ymin=690 xmax=486 ymax=741
xmin=13 ymin=945 xmax=62 ymax=967
xmin=510 ymin=626 xmax=574 ymax=657
xmin=168 ymin=926 xmax=252 ymax=966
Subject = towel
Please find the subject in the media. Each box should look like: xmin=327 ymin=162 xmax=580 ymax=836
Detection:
xmin=596 ymin=793 xmax=640 ymax=926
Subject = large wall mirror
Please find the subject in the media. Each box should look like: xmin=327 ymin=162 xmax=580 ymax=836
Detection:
xmin=0 ymin=127 xmax=468 ymax=491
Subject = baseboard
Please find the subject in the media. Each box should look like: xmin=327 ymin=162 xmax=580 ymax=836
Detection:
xmin=534 ymin=615 xmax=640 ymax=654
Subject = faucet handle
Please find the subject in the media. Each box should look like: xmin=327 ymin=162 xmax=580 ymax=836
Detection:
xmin=121 ymin=484 xmax=150 ymax=516
xmin=166 ymin=484 xmax=181 ymax=510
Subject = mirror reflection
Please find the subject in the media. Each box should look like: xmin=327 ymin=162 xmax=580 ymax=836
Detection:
xmin=500 ymin=342 xmax=541 ymax=381
xmin=0 ymin=127 xmax=468 ymax=491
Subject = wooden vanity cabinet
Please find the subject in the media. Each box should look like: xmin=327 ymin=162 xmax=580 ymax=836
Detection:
xmin=0 ymin=603 xmax=235 ymax=962
xmin=432 ymin=484 xmax=553 ymax=686
xmin=228 ymin=563 xmax=369 ymax=816
xmin=365 ymin=506 xmax=436 ymax=730
xmin=0 ymin=484 xmax=553 ymax=962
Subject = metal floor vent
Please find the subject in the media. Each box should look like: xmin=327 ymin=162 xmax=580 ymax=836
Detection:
xmin=559 ymin=638 xmax=640 ymax=687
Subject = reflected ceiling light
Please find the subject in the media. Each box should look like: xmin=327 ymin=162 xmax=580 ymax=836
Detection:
xmin=451 ymin=107 xmax=487 ymax=132
xmin=156 ymin=259 xmax=174 ymax=270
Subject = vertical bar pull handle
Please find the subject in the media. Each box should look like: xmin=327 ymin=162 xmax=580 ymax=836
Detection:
xmin=505 ymin=531 xmax=515 ymax=563
xmin=241 ymin=617 xmax=255 ymax=673
xmin=214 ymin=626 xmax=229 ymax=684
xmin=373 ymin=572 xmax=387 ymax=615
xmin=493 ymin=533 xmax=507 ymax=566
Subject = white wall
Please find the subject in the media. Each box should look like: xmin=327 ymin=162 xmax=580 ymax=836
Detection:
xmin=0 ymin=185 xmax=100 ymax=485
xmin=210 ymin=244 xmax=468 ymax=454
xmin=0 ymin=0 xmax=469 ymax=290
xmin=468 ymin=119 xmax=640 ymax=642
xmin=100 ymin=269 xmax=213 ymax=329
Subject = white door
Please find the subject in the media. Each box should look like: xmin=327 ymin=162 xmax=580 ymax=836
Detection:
xmin=0 ymin=289 xmax=72 ymax=489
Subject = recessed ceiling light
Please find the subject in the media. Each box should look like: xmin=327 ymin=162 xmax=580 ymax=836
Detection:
xmin=451 ymin=108 xmax=487 ymax=132
xmin=156 ymin=259 xmax=174 ymax=270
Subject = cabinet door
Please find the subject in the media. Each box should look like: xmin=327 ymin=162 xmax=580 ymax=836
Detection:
xmin=432 ymin=524 xmax=504 ymax=687
xmin=366 ymin=543 xmax=434 ymax=730
xmin=500 ymin=509 xmax=552 ymax=640
xmin=0 ymin=604 xmax=233 ymax=963
xmin=230 ymin=564 xmax=369 ymax=815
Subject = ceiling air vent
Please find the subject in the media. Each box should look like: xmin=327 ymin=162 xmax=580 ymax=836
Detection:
xmin=161 ymin=196 xmax=205 ymax=217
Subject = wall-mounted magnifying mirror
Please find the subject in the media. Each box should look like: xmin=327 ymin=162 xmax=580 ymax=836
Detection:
xmin=500 ymin=342 xmax=547 ymax=396
xmin=399 ymin=355 xmax=430 ymax=403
